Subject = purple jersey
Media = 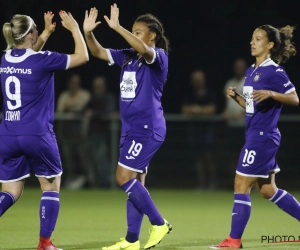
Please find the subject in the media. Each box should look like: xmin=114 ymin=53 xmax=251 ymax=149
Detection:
xmin=243 ymin=58 xmax=295 ymax=145
xmin=0 ymin=48 xmax=70 ymax=135
xmin=106 ymin=47 xmax=168 ymax=141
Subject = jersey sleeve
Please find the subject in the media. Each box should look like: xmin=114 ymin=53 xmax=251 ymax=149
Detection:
xmin=106 ymin=49 xmax=127 ymax=67
xmin=39 ymin=51 xmax=70 ymax=71
xmin=272 ymin=67 xmax=295 ymax=94
xmin=145 ymin=48 xmax=168 ymax=70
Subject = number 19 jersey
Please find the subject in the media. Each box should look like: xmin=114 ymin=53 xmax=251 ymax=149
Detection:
xmin=0 ymin=48 xmax=70 ymax=135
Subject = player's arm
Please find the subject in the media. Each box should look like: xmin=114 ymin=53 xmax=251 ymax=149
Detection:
xmin=104 ymin=4 xmax=154 ymax=62
xmin=33 ymin=12 xmax=56 ymax=52
xmin=227 ymin=86 xmax=246 ymax=109
xmin=59 ymin=11 xmax=89 ymax=68
xmin=83 ymin=8 xmax=109 ymax=62
xmin=252 ymin=90 xmax=299 ymax=106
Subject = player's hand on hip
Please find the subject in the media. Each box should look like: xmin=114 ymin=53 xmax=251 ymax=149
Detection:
xmin=227 ymin=86 xmax=237 ymax=98
xmin=43 ymin=11 xmax=56 ymax=35
xmin=59 ymin=11 xmax=79 ymax=33
xmin=83 ymin=7 xmax=101 ymax=33
xmin=104 ymin=3 xmax=120 ymax=30
xmin=252 ymin=90 xmax=273 ymax=103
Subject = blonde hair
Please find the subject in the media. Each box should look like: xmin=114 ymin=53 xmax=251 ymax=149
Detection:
xmin=2 ymin=15 xmax=33 ymax=51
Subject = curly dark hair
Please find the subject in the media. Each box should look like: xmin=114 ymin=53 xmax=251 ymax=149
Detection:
xmin=257 ymin=24 xmax=297 ymax=64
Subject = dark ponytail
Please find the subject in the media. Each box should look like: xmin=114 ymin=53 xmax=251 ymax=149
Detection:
xmin=122 ymin=13 xmax=170 ymax=68
xmin=135 ymin=13 xmax=170 ymax=53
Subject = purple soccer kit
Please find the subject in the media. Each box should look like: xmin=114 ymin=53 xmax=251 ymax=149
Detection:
xmin=106 ymin=47 xmax=169 ymax=242
xmin=0 ymin=47 xmax=70 ymax=241
xmin=0 ymin=48 xmax=70 ymax=181
xmin=230 ymin=58 xmax=300 ymax=241
xmin=236 ymin=58 xmax=295 ymax=177
xmin=107 ymin=47 xmax=168 ymax=172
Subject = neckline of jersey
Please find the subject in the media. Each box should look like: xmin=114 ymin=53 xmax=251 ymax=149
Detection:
xmin=250 ymin=58 xmax=272 ymax=76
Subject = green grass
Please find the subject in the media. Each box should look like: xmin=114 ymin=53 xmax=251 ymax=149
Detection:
xmin=1 ymin=188 xmax=300 ymax=249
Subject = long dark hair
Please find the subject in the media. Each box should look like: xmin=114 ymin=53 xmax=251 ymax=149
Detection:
xmin=258 ymin=24 xmax=297 ymax=64
xmin=122 ymin=13 xmax=170 ymax=68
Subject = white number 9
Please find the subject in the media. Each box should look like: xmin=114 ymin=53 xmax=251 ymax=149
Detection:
xmin=5 ymin=76 xmax=21 ymax=110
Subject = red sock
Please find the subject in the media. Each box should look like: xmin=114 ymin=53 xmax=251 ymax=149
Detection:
xmin=40 ymin=236 xmax=51 ymax=245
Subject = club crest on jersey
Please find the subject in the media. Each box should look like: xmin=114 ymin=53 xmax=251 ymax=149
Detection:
xmin=253 ymin=72 xmax=261 ymax=82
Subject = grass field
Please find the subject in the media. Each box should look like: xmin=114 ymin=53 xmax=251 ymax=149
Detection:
xmin=1 ymin=188 xmax=300 ymax=249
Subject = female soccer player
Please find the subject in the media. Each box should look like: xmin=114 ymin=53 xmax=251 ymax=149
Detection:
xmin=0 ymin=11 xmax=88 ymax=250
xmin=210 ymin=25 xmax=299 ymax=249
xmin=83 ymin=4 xmax=172 ymax=250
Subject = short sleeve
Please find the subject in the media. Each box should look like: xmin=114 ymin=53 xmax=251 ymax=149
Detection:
xmin=272 ymin=67 xmax=295 ymax=94
xmin=39 ymin=51 xmax=70 ymax=71
xmin=145 ymin=48 xmax=168 ymax=70
xmin=106 ymin=49 xmax=127 ymax=67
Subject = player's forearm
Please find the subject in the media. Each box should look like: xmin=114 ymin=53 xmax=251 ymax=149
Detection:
xmin=115 ymin=26 xmax=150 ymax=55
xmin=232 ymin=95 xmax=246 ymax=109
xmin=271 ymin=91 xmax=299 ymax=106
xmin=69 ymin=29 xmax=89 ymax=68
xmin=84 ymin=31 xmax=107 ymax=60
xmin=32 ymin=31 xmax=52 ymax=51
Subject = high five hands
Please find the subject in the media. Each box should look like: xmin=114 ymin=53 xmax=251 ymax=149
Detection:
xmin=83 ymin=7 xmax=101 ymax=33
xmin=43 ymin=11 xmax=56 ymax=35
xmin=104 ymin=3 xmax=120 ymax=30
xmin=84 ymin=3 xmax=120 ymax=33
xmin=59 ymin=10 xmax=79 ymax=33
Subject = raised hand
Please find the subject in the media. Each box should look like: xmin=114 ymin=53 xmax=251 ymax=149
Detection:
xmin=104 ymin=3 xmax=120 ymax=30
xmin=59 ymin=11 xmax=79 ymax=33
xmin=44 ymin=11 xmax=56 ymax=35
xmin=83 ymin=7 xmax=101 ymax=33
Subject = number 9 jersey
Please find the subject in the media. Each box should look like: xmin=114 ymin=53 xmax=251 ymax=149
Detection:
xmin=0 ymin=48 xmax=70 ymax=135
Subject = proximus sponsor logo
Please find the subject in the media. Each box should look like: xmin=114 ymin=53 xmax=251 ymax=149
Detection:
xmin=0 ymin=66 xmax=32 ymax=74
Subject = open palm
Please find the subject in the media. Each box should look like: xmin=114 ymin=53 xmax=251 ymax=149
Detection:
xmin=84 ymin=7 xmax=101 ymax=33
xmin=104 ymin=3 xmax=120 ymax=30
xmin=44 ymin=11 xmax=56 ymax=34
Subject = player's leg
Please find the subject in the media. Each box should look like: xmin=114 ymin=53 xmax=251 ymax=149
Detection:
xmin=257 ymin=173 xmax=300 ymax=221
xmin=0 ymin=180 xmax=24 ymax=216
xmin=0 ymin=136 xmax=28 ymax=217
xmin=210 ymin=174 xmax=256 ymax=249
xmin=116 ymin=165 xmax=172 ymax=250
xmin=125 ymin=173 xmax=144 ymax=244
xmin=102 ymin=167 xmax=141 ymax=250
xmin=37 ymin=176 xmax=61 ymax=250
xmin=103 ymin=137 xmax=171 ymax=250
xmin=20 ymin=133 xmax=63 ymax=250
xmin=210 ymin=139 xmax=268 ymax=249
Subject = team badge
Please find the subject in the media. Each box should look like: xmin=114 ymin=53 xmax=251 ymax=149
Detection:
xmin=253 ymin=72 xmax=261 ymax=82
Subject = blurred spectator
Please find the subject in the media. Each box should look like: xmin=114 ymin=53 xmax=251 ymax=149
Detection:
xmin=181 ymin=69 xmax=217 ymax=190
xmin=222 ymin=58 xmax=247 ymax=173
xmin=83 ymin=75 xmax=118 ymax=188
xmin=56 ymin=73 xmax=91 ymax=189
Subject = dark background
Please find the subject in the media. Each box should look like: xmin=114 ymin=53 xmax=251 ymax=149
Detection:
xmin=1 ymin=0 xmax=299 ymax=114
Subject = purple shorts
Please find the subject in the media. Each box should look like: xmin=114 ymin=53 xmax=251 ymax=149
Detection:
xmin=236 ymin=138 xmax=280 ymax=178
xmin=0 ymin=132 xmax=62 ymax=183
xmin=118 ymin=135 xmax=163 ymax=173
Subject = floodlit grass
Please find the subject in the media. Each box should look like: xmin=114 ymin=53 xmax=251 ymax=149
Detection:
xmin=1 ymin=188 xmax=300 ymax=249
